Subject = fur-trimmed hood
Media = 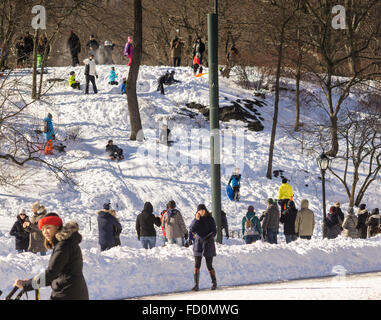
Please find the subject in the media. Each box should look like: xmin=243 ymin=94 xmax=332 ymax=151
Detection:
xmin=97 ymin=209 xmax=119 ymax=221
xmin=358 ymin=209 xmax=368 ymax=215
xmin=55 ymin=221 xmax=81 ymax=242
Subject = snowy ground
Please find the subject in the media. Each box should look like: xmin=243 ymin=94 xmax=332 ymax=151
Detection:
xmin=0 ymin=64 xmax=381 ymax=299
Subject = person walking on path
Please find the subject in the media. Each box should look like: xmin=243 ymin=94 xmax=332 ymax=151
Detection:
xmin=342 ymin=207 xmax=359 ymax=239
xmin=295 ymin=199 xmax=315 ymax=240
xmin=241 ymin=205 xmax=262 ymax=244
xmin=135 ymin=202 xmax=161 ymax=249
xmin=262 ymin=198 xmax=280 ymax=244
xmin=280 ymin=200 xmax=298 ymax=243
xmin=162 ymin=200 xmax=188 ymax=246
xmin=97 ymin=201 xmax=122 ymax=251
xmin=356 ymin=203 xmax=369 ymax=239
xmin=24 ymin=203 xmax=48 ymax=255
xmin=83 ymin=54 xmax=98 ymax=94
xmin=67 ymin=30 xmax=81 ymax=67
xmin=189 ymin=204 xmax=217 ymax=291
xmin=14 ymin=213 xmax=89 ymax=300
xmin=10 ymin=209 xmax=30 ymax=253
xmin=278 ymin=178 xmax=293 ymax=213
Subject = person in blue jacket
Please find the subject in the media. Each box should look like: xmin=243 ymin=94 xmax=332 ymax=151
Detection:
xmin=43 ymin=113 xmax=55 ymax=142
xmin=228 ymin=168 xmax=241 ymax=201
xmin=97 ymin=201 xmax=122 ymax=251
xmin=108 ymin=66 xmax=118 ymax=85
xmin=189 ymin=204 xmax=217 ymax=291
xmin=121 ymin=77 xmax=127 ymax=95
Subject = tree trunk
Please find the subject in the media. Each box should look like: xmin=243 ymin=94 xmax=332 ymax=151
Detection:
xmin=126 ymin=0 xmax=143 ymax=141
xmin=266 ymin=26 xmax=285 ymax=179
xmin=326 ymin=114 xmax=339 ymax=157
xmin=31 ymin=29 xmax=39 ymax=100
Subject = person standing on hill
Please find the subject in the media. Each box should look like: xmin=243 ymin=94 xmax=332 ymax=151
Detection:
xmin=278 ymin=178 xmax=293 ymax=213
xmin=23 ymin=32 xmax=34 ymax=66
xmin=365 ymin=208 xmax=380 ymax=238
xmin=170 ymin=36 xmax=184 ymax=67
xmin=189 ymin=204 xmax=217 ymax=291
xmin=228 ymin=168 xmax=241 ymax=201
xmin=67 ymin=30 xmax=81 ymax=67
xmin=135 ymin=202 xmax=161 ymax=249
xmin=342 ymin=207 xmax=359 ymax=239
xmin=43 ymin=113 xmax=55 ymax=155
xmin=83 ymin=54 xmax=98 ymax=94
xmin=24 ymin=203 xmax=48 ymax=255
xmin=325 ymin=206 xmax=343 ymax=239
xmin=10 ymin=209 xmax=30 ymax=253
xmin=162 ymin=200 xmax=188 ymax=246
xmin=86 ymin=34 xmax=99 ymax=61
xmin=124 ymin=36 xmax=133 ymax=67
xmin=295 ymin=199 xmax=315 ymax=240
xmin=97 ymin=201 xmax=122 ymax=251
xmin=356 ymin=203 xmax=369 ymax=239
xmin=192 ymin=37 xmax=205 ymax=66
xmin=241 ymin=206 xmax=262 ymax=244
xmin=280 ymin=200 xmax=298 ymax=243
xmin=262 ymin=198 xmax=280 ymax=244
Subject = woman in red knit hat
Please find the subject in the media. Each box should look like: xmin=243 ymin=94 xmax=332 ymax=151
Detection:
xmin=13 ymin=213 xmax=89 ymax=300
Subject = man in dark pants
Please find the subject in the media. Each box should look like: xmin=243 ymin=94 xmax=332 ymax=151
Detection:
xmin=157 ymin=71 xmax=169 ymax=95
xmin=83 ymin=54 xmax=98 ymax=94
xmin=67 ymin=30 xmax=81 ymax=67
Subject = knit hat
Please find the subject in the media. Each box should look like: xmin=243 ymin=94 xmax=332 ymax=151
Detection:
xmin=103 ymin=200 xmax=111 ymax=210
xmin=267 ymin=198 xmax=273 ymax=204
xmin=197 ymin=204 xmax=207 ymax=212
xmin=38 ymin=213 xmax=63 ymax=230
xmin=359 ymin=204 xmax=366 ymax=210
xmin=282 ymin=178 xmax=288 ymax=184
xmin=347 ymin=207 xmax=354 ymax=214
xmin=19 ymin=208 xmax=26 ymax=215
xmin=32 ymin=202 xmax=40 ymax=211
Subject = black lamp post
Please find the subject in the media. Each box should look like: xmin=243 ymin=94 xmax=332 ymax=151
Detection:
xmin=317 ymin=153 xmax=330 ymax=239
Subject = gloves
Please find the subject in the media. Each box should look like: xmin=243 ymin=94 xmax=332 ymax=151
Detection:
xmin=96 ymin=75 xmax=98 ymax=79
xmin=184 ymin=231 xmax=189 ymax=240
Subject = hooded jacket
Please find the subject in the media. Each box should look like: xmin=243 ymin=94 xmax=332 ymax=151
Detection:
xmin=278 ymin=182 xmax=293 ymax=200
xmin=108 ymin=69 xmax=118 ymax=82
xmin=43 ymin=116 xmax=55 ymax=142
xmin=97 ymin=209 xmax=122 ymax=249
xmin=162 ymin=208 xmax=187 ymax=239
xmin=10 ymin=214 xmax=30 ymax=251
xmin=365 ymin=209 xmax=380 ymax=238
xmin=295 ymin=199 xmax=315 ymax=237
xmin=342 ymin=212 xmax=359 ymax=239
xmin=279 ymin=202 xmax=298 ymax=235
xmin=241 ymin=211 xmax=262 ymax=236
xmin=357 ymin=208 xmax=369 ymax=238
xmin=24 ymin=222 xmax=89 ymax=300
xmin=135 ymin=202 xmax=161 ymax=238
xmin=25 ymin=208 xmax=48 ymax=253
xmin=326 ymin=207 xmax=343 ymax=239
xmin=67 ymin=32 xmax=81 ymax=54
xmin=262 ymin=204 xmax=280 ymax=231
xmin=190 ymin=214 xmax=216 ymax=257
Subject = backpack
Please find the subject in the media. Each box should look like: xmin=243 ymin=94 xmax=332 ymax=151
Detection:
xmin=245 ymin=216 xmax=258 ymax=236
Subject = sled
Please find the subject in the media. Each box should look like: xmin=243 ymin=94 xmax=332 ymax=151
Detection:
xmin=195 ymin=72 xmax=208 ymax=78
xmin=226 ymin=185 xmax=234 ymax=201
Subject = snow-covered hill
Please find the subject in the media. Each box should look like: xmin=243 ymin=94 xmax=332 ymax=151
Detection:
xmin=0 ymin=64 xmax=380 ymax=299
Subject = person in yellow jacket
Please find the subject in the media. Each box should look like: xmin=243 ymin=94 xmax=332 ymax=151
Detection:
xmin=278 ymin=178 xmax=293 ymax=213
xmin=68 ymin=71 xmax=80 ymax=90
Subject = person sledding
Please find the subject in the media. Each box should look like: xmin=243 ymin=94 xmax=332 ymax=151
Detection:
xmin=43 ymin=113 xmax=55 ymax=155
xmin=193 ymin=53 xmax=203 ymax=76
xmin=157 ymin=71 xmax=169 ymax=95
xmin=228 ymin=168 xmax=241 ymax=201
xmin=277 ymin=178 xmax=293 ymax=213
xmin=165 ymin=70 xmax=181 ymax=85
xmin=108 ymin=66 xmax=118 ymax=85
xmin=68 ymin=71 xmax=80 ymax=90
xmin=106 ymin=140 xmax=124 ymax=161
xmin=121 ymin=77 xmax=127 ymax=95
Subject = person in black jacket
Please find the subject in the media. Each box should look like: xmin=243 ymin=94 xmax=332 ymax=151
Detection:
xmin=67 ymin=30 xmax=81 ymax=67
xmin=157 ymin=71 xmax=169 ymax=95
xmin=10 ymin=209 xmax=30 ymax=253
xmin=86 ymin=34 xmax=99 ymax=62
xmin=192 ymin=37 xmax=205 ymax=65
xmin=136 ymin=202 xmax=161 ymax=249
xmin=189 ymin=204 xmax=217 ymax=291
xmin=97 ymin=201 xmax=123 ymax=251
xmin=357 ymin=203 xmax=369 ymax=239
xmin=23 ymin=32 xmax=34 ymax=66
xmin=13 ymin=213 xmax=89 ymax=300
xmin=221 ymin=210 xmax=229 ymax=240
xmin=280 ymin=200 xmax=298 ymax=243
xmin=106 ymin=140 xmax=124 ymax=160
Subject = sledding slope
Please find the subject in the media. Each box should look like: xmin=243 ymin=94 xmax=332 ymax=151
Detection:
xmin=0 ymin=64 xmax=380 ymax=299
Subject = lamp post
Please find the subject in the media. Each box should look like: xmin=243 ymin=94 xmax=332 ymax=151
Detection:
xmin=317 ymin=153 xmax=330 ymax=239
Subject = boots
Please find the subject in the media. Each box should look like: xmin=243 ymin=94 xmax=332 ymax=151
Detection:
xmin=192 ymin=269 xmax=200 ymax=291
xmin=209 ymin=269 xmax=217 ymax=290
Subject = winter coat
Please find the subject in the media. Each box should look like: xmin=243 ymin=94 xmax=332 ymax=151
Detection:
xmin=67 ymin=33 xmax=81 ymax=54
xmin=121 ymin=82 xmax=126 ymax=94
xmin=163 ymin=208 xmax=187 ymax=239
xmin=68 ymin=74 xmax=77 ymax=86
xmin=97 ymin=209 xmax=122 ymax=249
xmin=43 ymin=117 xmax=55 ymax=142
xmin=23 ymin=35 xmax=34 ymax=54
xmin=124 ymin=42 xmax=133 ymax=57
xmin=10 ymin=214 xmax=30 ymax=251
xmin=342 ymin=213 xmax=359 ymax=239
xmin=83 ymin=58 xmax=97 ymax=77
xmin=37 ymin=37 xmax=49 ymax=56
xmin=228 ymin=174 xmax=241 ymax=188
xmin=108 ymin=69 xmax=118 ymax=82
xmin=170 ymin=38 xmax=183 ymax=58
xmin=325 ymin=209 xmax=343 ymax=239
xmin=15 ymin=42 xmax=25 ymax=59
xmin=24 ymin=222 xmax=89 ymax=300
xmin=357 ymin=209 xmax=369 ymax=239
xmin=241 ymin=211 xmax=262 ymax=236
xmin=365 ymin=211 xmax=380 ymax=238
xmin=295 ymin=199 xmax=315 ymax=237
xmin=278 ymin=183 xmax=293 ymax=200
xmin=280 ymin=205 xmax=297 ymax=235
xmin=192 ymin=41 xmax=205 ymax=58
xmin=86 ymin=39 xmax=99 ymax=52
xmin=190 ymin=215 xmax=216 ymax=257
xmin=25 ymin=211 xmax=48 ymax=253
xmin=262 ymin=204 xmax=280 ymax=231
xmin=135 ymin=202 xmax=161 ymax=239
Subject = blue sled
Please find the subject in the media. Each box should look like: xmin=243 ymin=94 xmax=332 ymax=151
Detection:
xmin=226 ymin=185 xmax=234 ymax=201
